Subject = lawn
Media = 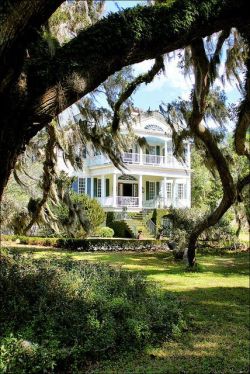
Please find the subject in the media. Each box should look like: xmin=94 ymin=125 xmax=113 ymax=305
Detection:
xmin=6 ymin=246 xmax=250 ymax=373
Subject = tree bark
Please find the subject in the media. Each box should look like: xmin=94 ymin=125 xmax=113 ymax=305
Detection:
xmin=187 ymin=38 xmax=237 ymax=266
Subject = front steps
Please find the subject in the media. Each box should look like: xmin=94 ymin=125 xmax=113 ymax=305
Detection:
xmin=125 ymin=213 xmax=155 ymax=239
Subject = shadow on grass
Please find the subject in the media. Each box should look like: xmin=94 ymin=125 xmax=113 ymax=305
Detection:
xmin=5 ymin=246 xmax=250 ymax=374
xmin=7 ymin=247 xmax=250 ymax=278
xmin=88 ymin=284 xmax=250 ymax=374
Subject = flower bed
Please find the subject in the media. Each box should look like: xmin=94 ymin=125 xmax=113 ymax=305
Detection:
xmin=2 ymin=235 xmax=169 ymax=252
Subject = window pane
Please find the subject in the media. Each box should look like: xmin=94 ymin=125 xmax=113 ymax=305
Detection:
xmin=149 ymin=182 xmax=155 ymax=200
xmin=166 ymin=183 xmax=172 ymax=199
xmin=97 ymin=179 xmax=101 ymax=197
xmin=178 ymin=184 xmax=184 ymax=199
xmin=78 ymin=178 xmax=85 ymax=194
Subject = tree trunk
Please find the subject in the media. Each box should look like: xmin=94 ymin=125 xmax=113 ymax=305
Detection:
xmin=187 ymin=196 xmax=235 ymax=266
xmin=0 ymin=122 xmax=26 ymax=201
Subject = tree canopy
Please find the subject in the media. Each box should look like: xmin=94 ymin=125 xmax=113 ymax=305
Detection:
xmin=0 ymin=0 xmax=249 ymax=265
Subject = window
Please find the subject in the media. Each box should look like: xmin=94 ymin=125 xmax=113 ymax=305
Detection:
xmin=149 ymin=182 xmax=155 ymax=200
xmin=94 ymin=178 xmax=102 ymax=197
xmin=118 ymin=175 xmax=137 ymax=181
xmin=167 ymin=141 xmax=172 ymax=155
xmin=97 ymin=179 xmax=101 ymax=197
xmin=144 ymin=124 xmax=164 ymax=132
xmin=82 ymin=146 xmax=87 ymax=158
xmin=166 ymin=183 xmax=172 ymax=199
xmin=177 ymin=184 xmax=185 ymax=199
xmin=78 ymin=178 xmax=85 ymax=194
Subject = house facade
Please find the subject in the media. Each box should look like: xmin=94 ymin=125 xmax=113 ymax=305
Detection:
xmin=59 ymin=111 xmax=191 ymax=212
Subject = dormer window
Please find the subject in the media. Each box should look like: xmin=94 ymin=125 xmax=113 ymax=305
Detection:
xmin=144 ymin=124 xmax=164 ymax=132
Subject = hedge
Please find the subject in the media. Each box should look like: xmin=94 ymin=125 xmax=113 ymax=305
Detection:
xmin=1 ymin=234 xmax=169 ymax=252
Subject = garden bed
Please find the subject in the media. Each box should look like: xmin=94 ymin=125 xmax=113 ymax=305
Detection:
xmin=1 ymin=235 xmax=169 ymax=252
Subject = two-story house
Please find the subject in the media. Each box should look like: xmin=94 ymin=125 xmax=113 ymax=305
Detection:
xmin=58 ymin=110 xmax=191 ymax=212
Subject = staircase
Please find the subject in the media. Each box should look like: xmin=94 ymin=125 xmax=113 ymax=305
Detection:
xmin=125 ymin=212 xmax=156 ymax=239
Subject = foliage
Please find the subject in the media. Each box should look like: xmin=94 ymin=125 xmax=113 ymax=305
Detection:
xmin=165 ymin=208 xmax=238 ymax=247
xmin=52 ymin=192 xmax=106 ymax=238
xmin=152 ymin=209 xmax=170 ymax=230
xmin=0 ymin=252 xmax=184 ymax=373
xmin=93 ymin=226 xmax=114 ymax=238
xmin=191 ymin=147 xmax=222 ymax=210
xmin=108 ymin=221 xmax=133 ymax=238
xmin=2 ymin=235 xmax=169 ymax=251
xmin=72 ymin=192 xmax=105 ymax=228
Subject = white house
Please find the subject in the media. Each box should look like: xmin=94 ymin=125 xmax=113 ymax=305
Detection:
xmin=58 ymin=110 xmax=191 ymax=212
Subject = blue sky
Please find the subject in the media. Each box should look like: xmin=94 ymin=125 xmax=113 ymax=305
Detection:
xmin=63 ymin=1 xmax=242 ymax=125
xmin=101 ymin=0 xmax=242 ymax=113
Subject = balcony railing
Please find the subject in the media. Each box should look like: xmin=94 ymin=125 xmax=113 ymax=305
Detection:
xmin=142 ymin=154 xmax=165 ymax=165
xmin=87 ymin=153 xmax=190 ymax=168
xmin=117 ymin=196 xmax=139 ymax=206
xmin=122 ymin=152 xmax=140 ymax=163
xmin=94 ymin=196 xmax=189 ymax=209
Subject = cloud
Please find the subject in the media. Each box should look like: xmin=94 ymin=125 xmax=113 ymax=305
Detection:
xmin=132 ymin=56 xmax=194 ymax=100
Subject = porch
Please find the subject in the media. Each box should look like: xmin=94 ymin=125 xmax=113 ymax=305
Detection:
xmin=92 ymin=174 xmax=190 ymax=210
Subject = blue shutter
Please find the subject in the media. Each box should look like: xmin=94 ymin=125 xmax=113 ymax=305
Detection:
xmin=87 ymin=178 xmax=91 ymax=196
xmin=72 ymin=178 xmax=78 ymax=193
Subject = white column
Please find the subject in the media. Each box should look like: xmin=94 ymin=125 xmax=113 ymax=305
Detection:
xmin=173 ymin=179 xmax=176 ymax=208
xmin=91 ymin=177 xmax=94 ymax=198
xmin=187 ymin=143 xmax=191 ymax=167
xmin=138 ymin=175 xmax=143 ymax=209
xmin=187 ymin=176 xmax=191 ymax=208
xmin=165 ymin=140 xmax=168 ymax=166
xmin=163 ymin=177 xmax=167 ymax=207
xmin=139 ymin=146 xmax=143 ymax=165
xmin=101 ymin=175 xmax=105 ymax=205
xmin=113 ymin=174 xmax=117 ymax=207
xmin=85 ymin=177 xmax=87 ymax=195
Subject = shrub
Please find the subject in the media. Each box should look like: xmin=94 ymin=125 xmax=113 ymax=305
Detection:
xmin=0 ymin=252 xmax=184 ymax=373
xmin=1 ymin=235 xmax=170 ymax=251
xmin=109 ymin=221 xmax=133 ymax=238
xmin=93 ymin=227 xmax=114 ymax=238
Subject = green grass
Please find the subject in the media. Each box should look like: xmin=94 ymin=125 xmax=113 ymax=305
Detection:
xmin=6 ymin=246 xmax=250 ymax=374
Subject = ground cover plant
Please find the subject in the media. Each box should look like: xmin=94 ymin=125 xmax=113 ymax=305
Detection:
xmin=0 ymin=250 xmax=184 ymax=373
xmin=3 ymin=246 xmax=249 ymax=374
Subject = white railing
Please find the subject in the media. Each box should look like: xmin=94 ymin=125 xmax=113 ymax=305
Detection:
xmin=117 ymin=196 xmax=139 ymax=207
xmin=87 ymin=155 xmax=110 ymax=166
xmin=96 ymin=196 xmax=113 ymax=206
xmin=143 ymin=197 xmax=189 ymax=209
xmin=122 ymin=152 xmax=140 ymax=163
xmin=165 ymin=155 xmax=190 ymax=168
xmin=87 ymin=152 xmax=190 ymax=168
xmin=142 ymin=154 xmax=165 ymax=165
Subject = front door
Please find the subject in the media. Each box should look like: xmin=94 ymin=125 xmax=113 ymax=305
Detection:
xmin=123 ymin=183 xmax=133 ymax=196
xmin=119 ymin=183 xmax=138 ymax=196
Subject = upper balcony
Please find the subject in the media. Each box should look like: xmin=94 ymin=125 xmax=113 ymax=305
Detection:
xmin=86 ymin=152 xmax=190 ymax=169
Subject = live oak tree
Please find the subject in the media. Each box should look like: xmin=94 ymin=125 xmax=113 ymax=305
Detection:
xmin=0 ymin=0 xmax=249 ymax=265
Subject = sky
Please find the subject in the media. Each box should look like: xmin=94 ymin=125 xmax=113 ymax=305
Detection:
xmin=62 ymin=1 xmax=243 ymax=126
xmin=101 ymin=1 xmax=242 ymax=111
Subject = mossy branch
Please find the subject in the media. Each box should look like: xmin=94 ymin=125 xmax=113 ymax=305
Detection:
xmin=111 ymin=56 xmax=164 ymax=132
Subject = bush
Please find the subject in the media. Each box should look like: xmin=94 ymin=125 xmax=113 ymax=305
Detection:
xmin=109 ymin=221 xmax=133 ymax=238
xmin=1 ymin=235 xmax=170 ymax=251
xmin=93 ymin=227 xmax=114 ymax=238
xmin=0 ymin=252 xmax=184 ymax=373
